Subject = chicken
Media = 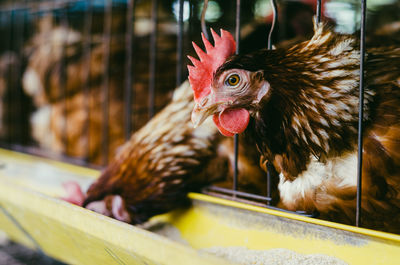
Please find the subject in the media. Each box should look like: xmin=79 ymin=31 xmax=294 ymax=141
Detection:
xmin=22 ymin=11 xmax=182 ymax=164
xmin=22 ymin=19 xmax=127 ymax=164
xmin=81 ymin=81 xmax=226 ymax=223
xmin=61 ymin=80 xmax=268 ymax=224
xmin=190 ymin=24 xmax=400 ymax=233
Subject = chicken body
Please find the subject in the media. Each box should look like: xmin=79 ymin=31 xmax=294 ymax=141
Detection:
xmin=82 ymin=81 xmax=267 ymax=224
xmin=22 ymin=25 xmax=126 ymax=164
xmin=22 ymin=13 xmax=180 ymax=165
xmin=192 ymin=24 xmax=400 ymax=233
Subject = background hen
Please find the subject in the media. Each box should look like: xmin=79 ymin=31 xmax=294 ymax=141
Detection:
xmin=191 ymin=24 xmax=400 ymax=233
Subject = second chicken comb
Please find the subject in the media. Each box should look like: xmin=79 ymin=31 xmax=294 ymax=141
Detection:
xmin=187 ymin=29 xmax=236 ymax=103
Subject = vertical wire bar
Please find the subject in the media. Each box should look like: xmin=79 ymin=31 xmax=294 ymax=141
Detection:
xmin=13 ymin=5 xmax=24 ymax=144
xmin=188 ymin=0 xmax=195 ymax=41
xmin=101 ymin=0 xmax=112 ymax=165
xmin=148 ymin=0 xmax=158 ymax=119
xmin=316 ymin=0 xmax=322 ymax=23
xmin=200 ymin=0 xmax=209 ymax=40
xmin=233 ymin=0 xmax=241 ymax=192
xmin=267 ymin=0 xmax=278 ymax=49
xmin=58 ymin=0 xmax=69 ymax=155
xmin=266 ymin=162 xmax=273 ymax=205
xmin=356 ymin=0 xmax=367 ymax=228
xmin=8 ymin=6 xmax=16 ymax=144
xmin=184 ymin=0 xmax=194 ymax=71
xmin=19 ymin=1 xmax=29 ymax=144
xmin=176 ymin=0 xmax=184 ymax=86
xmin=124 ymin=0 xmax=135 ymax=139
xmin=235 ymin=0 xmax=240 ymax=56
xmin=82 ymin=0 xmax=93 ymax=163
xmin=266 ymin=0 xmax=278 ymax=203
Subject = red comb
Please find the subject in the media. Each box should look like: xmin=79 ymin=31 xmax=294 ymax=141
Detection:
xmin=188 ymin=29 xmax=236 ymax=103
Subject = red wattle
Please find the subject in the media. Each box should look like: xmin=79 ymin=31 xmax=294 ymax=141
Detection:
xmin=212 ymin=108 xmax=250 ymax=137
xmin=213 ymin=114 xmax=235 ymax=137
xmin=219 ymin=108 xmax=250 ymax=134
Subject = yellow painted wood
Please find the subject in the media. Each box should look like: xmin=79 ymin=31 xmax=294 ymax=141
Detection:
xmin=168 ymin=198 xmax=400 ymax=265
xmin=0 ymin=149 xmax=231 ymax=265
xmin=187 ymin=193 xmax=400 ymax=243
xmin=1 ymin=148 xmax=399 ymax=265
xmin=0 ymin=149 xmax=99 ymax=178
xmin=0 ymin=179 xmax=231 ymax=265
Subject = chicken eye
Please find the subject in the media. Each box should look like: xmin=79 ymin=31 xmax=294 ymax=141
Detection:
xmin=225 ymin=74 xmax=240 ymax=86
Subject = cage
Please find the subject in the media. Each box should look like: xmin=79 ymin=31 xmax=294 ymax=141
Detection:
xmin=0 ymin=0 xmax=399 ymax=264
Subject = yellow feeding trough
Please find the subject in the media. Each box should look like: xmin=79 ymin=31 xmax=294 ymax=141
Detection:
xmin=0 ymin=148 xmax=399 ymax=265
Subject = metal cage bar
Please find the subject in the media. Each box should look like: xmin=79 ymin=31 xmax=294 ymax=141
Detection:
xmin=148 ymin=0 xmax=158 ymax=119
xmin=82 ymin=0 xmax=93 ymax=162
xmin=200 ymin=0 xmax=209 ymax=40
xmin=267 ymin=0 xmax=278 ymax=50
xmin=6 ymin=10 xmax=15 ymax=144
xmin=124 ymin=0 xmax=135 ymax=140
xmin=233 ymin=0 xmax=241 ymax=192
xmin=10 ymin=3 xmax=24 ymax=145
xmin=316 ymin=0 xmax=322 ymax=23
xmin=356 ymin=0 xmax=367 ymax=228
xmin=176 ymin=0 xmax=184 ymax=86
xmin=58 ymin=0 xmax=69 ymax=153
xmin=264 ymin=0 xmax=279 ymax=204
xmin=101 ymin=0 xmax=112 ymax=165
xmin=6 ymin=6 xmax=16 ymax=145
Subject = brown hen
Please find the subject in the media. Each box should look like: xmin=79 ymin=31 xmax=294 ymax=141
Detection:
xmin=78 ymin=81 xmax=267 ymax=224
xmin=191 ymin=24 xmax=400 ymax=233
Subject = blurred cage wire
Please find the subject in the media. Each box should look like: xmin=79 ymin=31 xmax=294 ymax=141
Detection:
xmin=0 ymin=0 xmax=398 ymax=227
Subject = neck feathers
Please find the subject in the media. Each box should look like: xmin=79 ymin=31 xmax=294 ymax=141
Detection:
xmin=255 ymin=26 xmax=368 ymax=179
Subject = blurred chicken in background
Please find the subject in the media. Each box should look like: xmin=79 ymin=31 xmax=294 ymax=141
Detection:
xmin=20 ymin=1 xmax=181 ymax=165
xmin=22 ymin=16 xmax=125 ymax=164
xmin=6 ymin=0 xmax=322 ymax=165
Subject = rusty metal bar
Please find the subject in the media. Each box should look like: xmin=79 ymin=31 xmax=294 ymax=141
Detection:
xmin=356 ymin=0 xmax=367 ymax=228
xmin=124 ymin=0 xmax=135 ymax=139
xmin=101 ymin=0 xmax=112 ymax=165
xmin=148 ymin=0 xmax=158 ymax=119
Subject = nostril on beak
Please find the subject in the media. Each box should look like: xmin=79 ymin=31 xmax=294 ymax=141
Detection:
xmin=200 ymin=97 xmax=208 ymax=107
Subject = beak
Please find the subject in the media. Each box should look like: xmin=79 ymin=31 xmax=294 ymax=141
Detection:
xmin=191 ymin=93 xmax=225 ymax=128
